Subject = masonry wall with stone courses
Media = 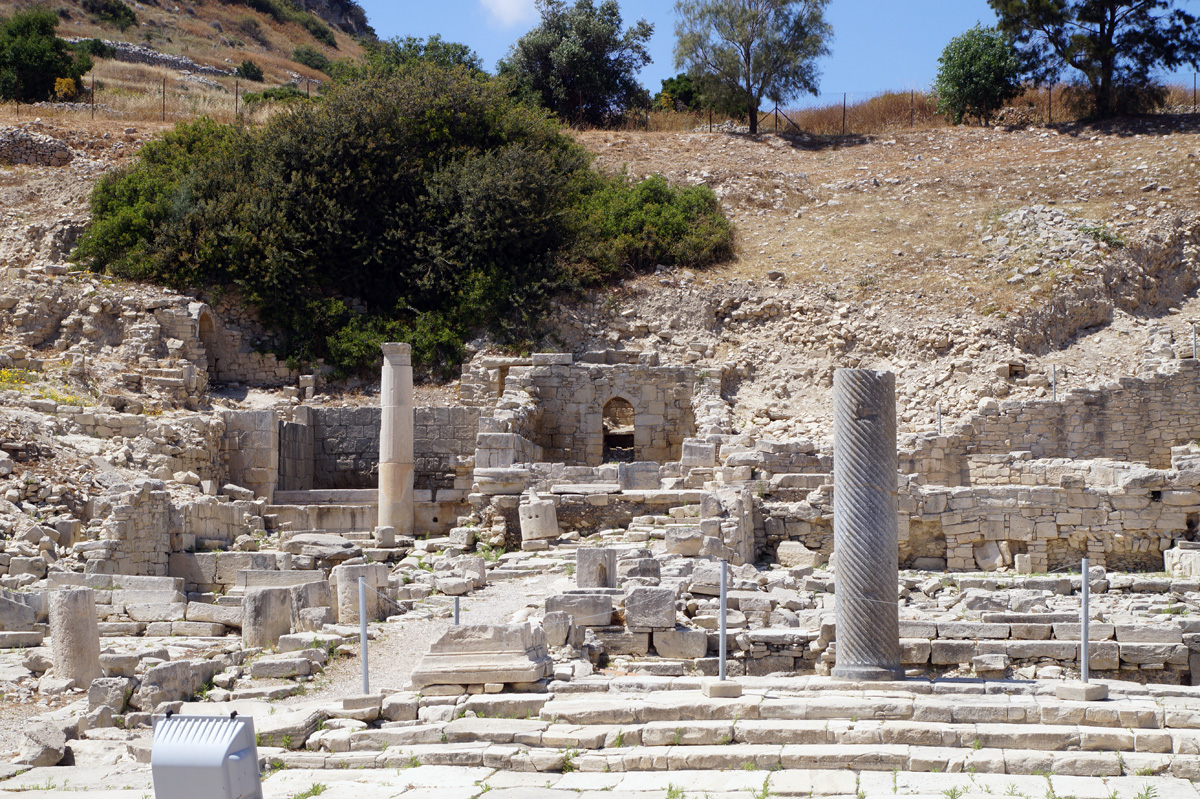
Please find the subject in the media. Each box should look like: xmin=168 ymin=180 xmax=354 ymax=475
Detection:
xmin=901 ymin=360 xmax=1200 ymax=486
xmin=171 ymin=497 xmax=268 ymax=552
xmin=220 ymin=410 xmax=278 ymax=501
xmin=278 ymin=411 xmax=315 ymax=492
xmin=504 ymin=354 xmax=698 ymax=466
xmin=764 ymin=467 xmax=1200 ymax=573
xmin=0 ymin=129 xmax=72 ymax=167
xmin=199 ymin=297 xmax=301 ymax=388
xmin=95 ymin=480 xmax=172 ymax=577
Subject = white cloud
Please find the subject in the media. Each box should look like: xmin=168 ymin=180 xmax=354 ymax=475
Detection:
xmin=480 ymin=0 xmax=537 ymax=27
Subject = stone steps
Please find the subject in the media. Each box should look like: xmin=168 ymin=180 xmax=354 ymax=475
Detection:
xmin=536 ymin=688 xmax=1193 ymax=730
xmin=274 ymin=738 xmax=1200 ymax=779
xmin=255 ymin=766 xmax=1200 ymax=799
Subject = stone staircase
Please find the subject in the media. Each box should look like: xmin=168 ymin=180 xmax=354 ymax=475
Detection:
xmin=270 ymin=677 xmax=1200 ymax=785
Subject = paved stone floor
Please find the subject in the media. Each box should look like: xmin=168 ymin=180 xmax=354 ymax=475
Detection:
xmin=3 ymin=764 xmax=1198 ymax=799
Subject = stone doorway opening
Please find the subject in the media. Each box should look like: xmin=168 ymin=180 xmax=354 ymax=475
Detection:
xmin=602 ymin=397 xmax=635 ymax=463
xmin=197 ymin=310 xmax=218 ymax=382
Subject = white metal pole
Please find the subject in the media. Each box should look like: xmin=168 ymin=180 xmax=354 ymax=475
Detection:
xmin=454 ymin=596 xmax=460 ymax=625
xmin=1080 ymin=556 xmax=1090 ymax=683
xmin=718 ymin=559 xmax=728 ymax=681
xmin=359 ymin=576 xmax=369 ymax=694
xmin=936 ymin=403 xmax=942 ymax=436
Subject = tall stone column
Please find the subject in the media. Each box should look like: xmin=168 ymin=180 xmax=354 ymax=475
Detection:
xmin=48 ymin=588 xmax=102 ymax=687
xmin=379 ymin=343 xmax=414 ymax=538
xmin=832 ymin=368 xmax=903 ymax=681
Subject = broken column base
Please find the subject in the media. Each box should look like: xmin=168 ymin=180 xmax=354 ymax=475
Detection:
xmin=701 ymin=679 xmax=742 ymax=698
xmin=1056 ymin=681 xmax=1109 ymax=701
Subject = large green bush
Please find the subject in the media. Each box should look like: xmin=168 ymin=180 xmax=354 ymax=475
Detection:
xmin=0 ymin=9 xmax=92 ymax=102
xmin=73 ymin=67 xmax=734 ymax=377
xmin=934 ymin=25 xmax=1024 ymax=126
xmin=81 ymin=0 xmax=137 ymax=31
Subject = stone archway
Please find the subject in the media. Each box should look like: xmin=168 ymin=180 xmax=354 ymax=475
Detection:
xmin=602 ymin=397 xmax=635 ymax=463
xmin=197 ymin=310 xmax=219 ymax=382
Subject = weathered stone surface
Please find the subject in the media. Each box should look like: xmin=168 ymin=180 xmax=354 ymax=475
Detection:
xmin=17 ymin=722 xmax=66 ymax=767
xmin=624 ymin=587 xmax=676 ymax=630
xmin=88 ymin=677 xmax=135 ymax=713
xmin=665 ymin=529 xmax=703 ymax=557
xmin=545 ymin=594 xmax=612 ymax=626
xmin=777 ymin=541 xmax=821 ymax=569
xmin=241 ymin=586 xmax=292 ymax=649
xmin=542 ymin=611 xmax=572 ymax=647
xmin=332 ymin=563 xmax=389 ymax=624
xmin=48 ymin=588 xmax=102 ymax=688
xmin=653 ymin=628 xmax=708 ymax=659
xmin=186 ymin=601 xmax=242 ymax=629
xmin=519 ymin=498 xmax=559 ymax=541
xmin=282 ymin=533 xmax=362 ymax=561
xmin=410 ymin=624 xmax=552 ymax=688
xmin=576 ymin=548 xmax=617 ymax=589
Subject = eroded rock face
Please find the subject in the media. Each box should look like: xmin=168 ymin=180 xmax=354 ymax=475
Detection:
xmin=17 ymin=721 xmax=67 ymax=767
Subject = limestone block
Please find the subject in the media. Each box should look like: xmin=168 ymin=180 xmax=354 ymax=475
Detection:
xmin=592 ymin=629 xmax=651 ymax=655
xmin=410 ymin=624 xmax=552 ymax=688
xmin=576 ymin=548 xmax=616 ymax=589
xmin=519 ymin=498 xmax=559 ymax=541
xmin=282 ymin=533 xmax=362 ymax=562
xmin=332 ymin=563 xmax=389 ymax=624
xmin=653 ymin=628 xmax=707 ymax=659
xmin=88 ymin=677 xmax=135 ymax=713
xmin=17 ymin=722 xmax=66 ymax=767
xmin=665 ymin=529 xmax=703 ymax=557
xmin=618 ymin=557 xmax=661 ymax=582
xmin=545 ymin=594 xmax=612 ymax=626
xmin=241 ymin=587 xmax=292 ymax=649
xmin=542 ymin=611 xmax=572 ymax=647
xmin=974 ymin=541 xmax=1005 ymax=572
xmin=48 ymin=588 xmax=102 ymax=688
xmin=288 ymin=580 xmax=332 ymax=630
xmin=625 ymin=587 xmax=677 ymax=630
xmin=777 ymin=542 xmax=821 ymax=569
xmin=437 ymin=577 xmax=471 ymax=596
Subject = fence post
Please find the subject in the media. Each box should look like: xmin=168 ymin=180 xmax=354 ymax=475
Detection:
xmin=842 ymin=93 xmax=847 ymax=136
xmin=91 ymin=75 xmax=95 ymax=120
xmin=161 ymin=76 xmax=166 ymax=122
xmin=910 ymin=90 xmax=915 ymax=128
xmin=1080 ymin=557 xmax=1090 ymax=683
xmin=774 ymin=105 xmax=778 ymax=134
xmin=234 ymin=80 xmax=239 ymax=118
xmin=1194 ymin=73 xmax=1197 ymax=114
xmin=1048 ymin=83 xmax=1053 ymax=125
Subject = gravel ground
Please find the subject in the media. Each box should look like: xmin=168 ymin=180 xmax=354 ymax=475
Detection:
xmin=283 ymin=570 xmax=571 ymax=704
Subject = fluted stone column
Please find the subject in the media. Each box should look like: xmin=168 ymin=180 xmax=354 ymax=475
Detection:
xmin=379 ymin=343 xmax=414 ymax=538
xmin=48 ymin=588 xmax=102 ymax=687
xmin=832 ymin=368 xmax=903 ymax=681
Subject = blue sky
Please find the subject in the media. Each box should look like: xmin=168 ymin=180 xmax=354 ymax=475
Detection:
xmin=362 ymin=1 xmax=1200 ymax=103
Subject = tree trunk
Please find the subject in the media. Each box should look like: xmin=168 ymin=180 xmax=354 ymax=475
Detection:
xmin=747 ymin=89 xmax=757 ymax=134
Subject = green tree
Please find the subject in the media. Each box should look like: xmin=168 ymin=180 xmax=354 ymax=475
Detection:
xmin=330 ymin=35 xmax=483 ymax=82
xmin=0 ymin=9 xmax=92 ymax=102
xmin=934 ymin=25 xmax=1024 ymax=126
xmin=236 ymin=59 xmax=264 ymax=81
xmin=989 ymin=0 xmax=1200 ymax=118
xmin=498 ymin=0 xmax=654 ymax=127
xmin=674 ymin=0 xmax=832 ymax=134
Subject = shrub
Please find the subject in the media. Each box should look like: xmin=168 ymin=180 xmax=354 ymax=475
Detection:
xmin=0 ymin=9 xmax=92 ymax=102
xmin=236 ymin=59 xmax=264 ymax=81
xmin=74 ymin=66 xmax=735 ymax=377
xmin=73 ymin=38 xmax=116 ymax=59
xmin=235 ymin=16 xmax=264 ymax=42
xmin=567 ymin=173 xmax=733 ymax=281
xmin=933 ymin=25 xmax=1024 ymax=126
xmin=241 ymin=84 xmax=307 ymax=106
xmin=81 ymin=0 xmax=137 ymax=31
xmin=54 ymin=76 xmax=77 ymax=99
xmin=218 ymin=0 xmax=336 ymax=48
xmin=292 ymin=44 xmax=330 ymax=73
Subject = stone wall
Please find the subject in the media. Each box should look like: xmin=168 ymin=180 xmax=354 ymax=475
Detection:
xmin=901 ymin=359 xmax=1200 ymax=485
xmin=171 ymin=496 xmax=268 ymax=552
xmin=87 ymin=479 xmax=172 ymax=577
xmin=312 ymin=406 xmax=378 ymax=489
xmin=504 ymin=352 xmax=697 ymax=466
xmin=279 ymin=408 xmax=314 ymax=492
xmin=0 ymin=128 xmax=72 ymax=167
xmin=198 ymin=297 xmax=301 ymax=388
xmin=220 ymin=410 xmax=278 ymax=501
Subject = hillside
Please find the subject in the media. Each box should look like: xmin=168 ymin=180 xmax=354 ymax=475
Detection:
xmin=1 ymin=0 xmax=370 ymax=108
xmin=1 ymin=112 xmax=1198 ymax=450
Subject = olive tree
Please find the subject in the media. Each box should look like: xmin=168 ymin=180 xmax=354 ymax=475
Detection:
xmin=934 ymin=25 xmax=1025 ymax=126
xmin=673 ymin=0 xmax=832 ymax=134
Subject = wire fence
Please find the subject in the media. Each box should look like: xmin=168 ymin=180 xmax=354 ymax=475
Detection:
xmin=629 ymin=76 xmax=1200 ymax=136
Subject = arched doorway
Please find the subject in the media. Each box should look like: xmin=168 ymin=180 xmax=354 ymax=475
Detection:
xmin=197 ymin=310 xmax=219 ymax=382
xmin=602 ymin=397 xmax=635 ymax=463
